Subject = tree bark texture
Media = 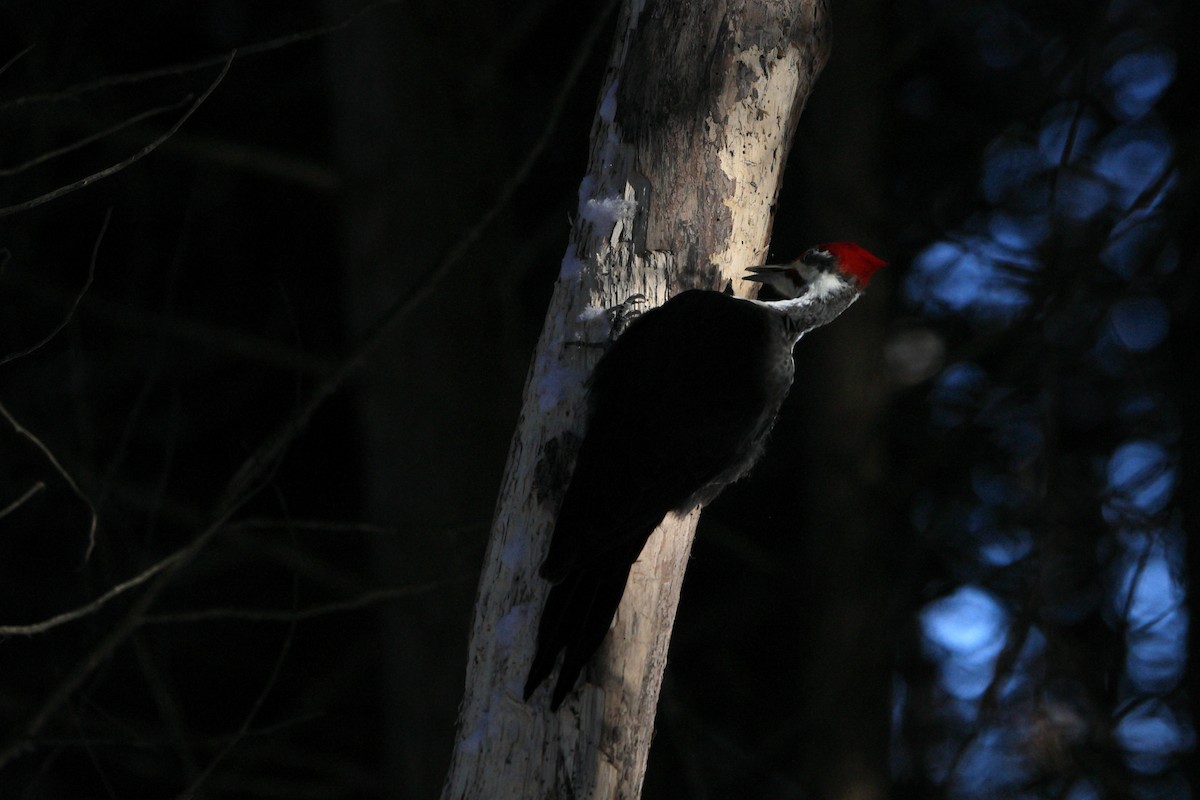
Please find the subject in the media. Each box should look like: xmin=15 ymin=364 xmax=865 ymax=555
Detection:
xmin=442 ymin=1 xmax=830 ymax=797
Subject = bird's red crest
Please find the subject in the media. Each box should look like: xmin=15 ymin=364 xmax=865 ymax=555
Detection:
xmin=822 ymin=242 xmax=887 ymax=287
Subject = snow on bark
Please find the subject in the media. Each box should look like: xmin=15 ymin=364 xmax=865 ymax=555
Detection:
xmin=442 ymin=2 xmax=830 ymax=797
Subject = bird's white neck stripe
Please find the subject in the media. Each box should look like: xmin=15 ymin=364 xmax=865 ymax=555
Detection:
xmin=803 ymin=270 xmax=844 ymax=299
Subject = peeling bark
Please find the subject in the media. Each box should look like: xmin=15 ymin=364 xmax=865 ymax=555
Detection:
xmin=442 ymin=1 xmax=830 ymax=796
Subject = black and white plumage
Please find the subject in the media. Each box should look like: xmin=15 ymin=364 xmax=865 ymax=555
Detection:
xmin=524 ymin=242 xmax=886 ymax=710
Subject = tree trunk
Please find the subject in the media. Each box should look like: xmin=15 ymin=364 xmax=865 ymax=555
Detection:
xmin=442 ymin=1 xmax=830 ymax=797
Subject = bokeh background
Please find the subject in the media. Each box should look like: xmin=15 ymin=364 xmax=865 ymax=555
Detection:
xmin=1 ymin=0 xmax=1195 ymax=797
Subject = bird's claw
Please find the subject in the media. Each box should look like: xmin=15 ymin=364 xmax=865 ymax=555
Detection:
xmin=606 ymin=294 xmax=648 ymax=341
xmin=565 ymin=294 xmax=649 ymax=350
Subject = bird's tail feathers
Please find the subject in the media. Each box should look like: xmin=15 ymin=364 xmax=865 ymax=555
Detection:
xmin=524 ymin=541 xmax=645 ymax=710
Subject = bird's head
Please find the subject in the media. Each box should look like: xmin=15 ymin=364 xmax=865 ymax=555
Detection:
xmin=743 ymin=242 xmax=887 ymax=299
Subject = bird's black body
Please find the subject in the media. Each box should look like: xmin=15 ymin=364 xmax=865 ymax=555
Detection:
xmin=522 ymin=241 xmax=885 ymax=710
xmin=524 ymin=289 xmax=794 ymax=710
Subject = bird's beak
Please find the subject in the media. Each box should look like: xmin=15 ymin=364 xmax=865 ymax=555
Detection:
xmin=741 ymin=265 xmax=789 ymax=284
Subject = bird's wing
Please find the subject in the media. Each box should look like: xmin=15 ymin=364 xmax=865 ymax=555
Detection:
xmin=540 ymin=290 xmax=779 ymax=580
xmin=526 ymin=291 xmax=783 ymax=706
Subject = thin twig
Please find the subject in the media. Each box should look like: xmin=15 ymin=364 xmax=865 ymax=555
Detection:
xmin=0 ymin=213 xmax=108 ymax=560
xmin=0 ymin=402 xmax=99 ymax=565
xmin=228 ymin=517 xmax=402 ymax=536
xmin=142 ymin=130 xmax=339 ymax=190
xmin=177 ymin=581 xmax=299 ymax=799
xmin=0 ymin=97 xmax=191 ymax=176
xmin=226 ymin=516 xmax=487 ymax=537
xmin=943 ymin=616 xmax=1032 ymax=788
xmin=1117 ymin=529 xmax=1160 ymax=631
xmin=0 ymin=505 xmax=239 ymax=768
xmin=0 ymin=4 xmax=607 ymax=765
xmin=0 ymin=549 xmax=189 ymax=636
xmin=0 ymin=482 xmax=45 ymax=521
xmin=132 ymin=633 xmax=200 ymax=780
xmin=32 ymin=712 xmax=321 ymax=751
xmin=11 ymin=277 xmax=339 ymax=376
xmin=1 ymin=208 xmax=108 ymax=368
xmin=219 ymin=0 xmax=613 ymax=512
xmin=1047 ymin=47 xmax=1090 ymax=210
xmin=0 ymin=45 xmax=34 ymax=80
xmin=0 ymin=54 xmax=233 ymax=218
xmin=146 ymin=575 xmax=472 ymax=624
xmin=0 ymin=2 xmax=399 ymax=111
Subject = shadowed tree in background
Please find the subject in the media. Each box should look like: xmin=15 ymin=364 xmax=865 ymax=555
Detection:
xmin=0 ymin=0 xmax=1195 ymax=797
xmin=651 ymin=0 xmax=1197 ymax=797
xmin=880 ymin=0 xmax=1198 ymax=796
xmin=321 ymin=0 xmax=527 ymax=791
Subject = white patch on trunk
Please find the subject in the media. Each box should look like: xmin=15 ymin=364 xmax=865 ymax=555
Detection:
xmin=559 ymin=251 xmax=584 ymax=280
xmin=534 ymin=361 xmax=586 ymax=413
xmin=499 ymin=535 xmax=527 ymax=569
xmin=495 ymin=602 xmax=533 ymax=648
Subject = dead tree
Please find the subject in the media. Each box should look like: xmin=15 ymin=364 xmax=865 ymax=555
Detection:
xmin=442 ymin=1 xmax=831 ymax=796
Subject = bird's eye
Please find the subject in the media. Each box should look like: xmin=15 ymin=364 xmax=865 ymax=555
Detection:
xmin=802 ymin=248 xmax=834 ymax=268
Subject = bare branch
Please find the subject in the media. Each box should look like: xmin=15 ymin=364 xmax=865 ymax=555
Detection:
xmin=1048 ymin=48 xmax=1090 ymax=210
xmin=0 ymin=54 xmax=233 ymax=218
xmin=226 ymin=516 xmax=487 ymax=538
xmin=0 ymin=1 xmax=400 ymax=111
xmin=141 ymin=130 xmax=339 ymax=190
xmin=178 ymin=587 xmax=298 ymax=799
xmin=145 ymin=575 xmax=472 ymax=625
xmin=1 ymin=208 xmax=108 ymax=367
xmin=0 ymin=507 xmax=237 ymax=768
xmin=132 ymin=635 xmax=200 ymax=781
xmin=0 ymin=482 xmax=45 ymax=521
xmin=215 ymin=0 xmax=600 ymax=514
xmin=0 ymin=6 xmax=592 ymax=764
xmin=10 ymin=278 xmax=339 ymax=377
xmin=0 ymin=402 xmax=99 ymax=564
xmin=0 ymin=97 xmax=191 ymax=176
xmin=0 ymin=209 xmax=107 ymax=560
xmin=0 ymin=548 xmax=188 ymax=636
xmin=0 ymin=45 xmax=33 ymax=79
xmin=228 ymin=517 xmax=402 ymax=536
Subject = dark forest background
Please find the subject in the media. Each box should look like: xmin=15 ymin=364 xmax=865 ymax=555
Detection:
xmin=1 ymin=0 xmax=1195 ymax=798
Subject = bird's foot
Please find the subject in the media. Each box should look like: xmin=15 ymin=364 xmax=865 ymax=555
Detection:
xmin=567 ymin=294 xmax=648 ymax=349
xmin=605 ymin=294 xmax=648 ymax=341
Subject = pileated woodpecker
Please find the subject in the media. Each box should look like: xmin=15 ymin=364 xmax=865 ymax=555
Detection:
xmin=524 ymin=242 xmax=886 ymax=710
